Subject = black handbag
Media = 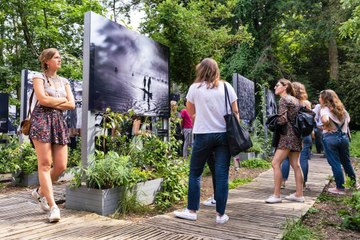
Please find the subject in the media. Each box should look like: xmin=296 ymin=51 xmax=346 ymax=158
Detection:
xmin=224 ymin=83 xmax=252 ymax=156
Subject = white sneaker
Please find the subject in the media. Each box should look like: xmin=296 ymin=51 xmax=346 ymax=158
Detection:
xmin=285 ymin=193 xmax=305 ymax=202
xmin=265 ymin=195 xmax=282 ymax=203
xmin=48 ymin=205 xmax=61 ymax=223
xmin=174 ymin=208 xmax=197 ymax=221
xmin=202 ymin=197 xmax=216 ymax=207
xmin=216 ymin=214 xmax=229 ymax=224
xmin=31 ymin=188 xmax=50 ymax=211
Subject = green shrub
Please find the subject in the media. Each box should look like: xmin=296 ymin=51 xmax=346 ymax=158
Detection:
xmin=241 ymin=158 xmax=271 ymax=169
xmin=341 ymin=191 xmax=360 ymax=231
xmin=350 ymin=131 xmax=360 ymax=157
xmin=0 ymin=135 xmax=21 ymax=173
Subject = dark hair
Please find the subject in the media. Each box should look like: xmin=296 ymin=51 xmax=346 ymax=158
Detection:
xmin=194 ymin=58 xmax=220 ymax=89
xmin=38 ymin=48 xmax=58 ymax=71
xmin=278 ymin=78 xmax=295 ymax=96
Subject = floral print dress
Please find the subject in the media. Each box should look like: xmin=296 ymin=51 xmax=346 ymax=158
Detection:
xmin=277 ymin=95 xmax=302 ymax=152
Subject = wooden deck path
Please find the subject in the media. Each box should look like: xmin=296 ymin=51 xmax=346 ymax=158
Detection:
xmin=0 ymin=155 xmax=332 ymax=240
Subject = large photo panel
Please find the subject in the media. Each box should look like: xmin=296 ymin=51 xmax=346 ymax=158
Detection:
xmin=88 ymin=13 xmax=170 ymax=117
xmin=232 ymin=74 xmax=256 ymax=123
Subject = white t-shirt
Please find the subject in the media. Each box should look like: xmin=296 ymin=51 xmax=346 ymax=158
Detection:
xmin=186 ymin=81 xmax=237 ymax=134
xmin=320 ymin=106 xmax=350 ymax=133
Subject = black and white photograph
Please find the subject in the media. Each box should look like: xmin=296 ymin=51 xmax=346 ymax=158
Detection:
xmin=265 ymin=88 xmax=277 ymax=116
xmin=232 ymin=73 xmax=256 ymax=122
xmin=0 ymin=93 xmax=9 ymax=133
xmin=88 ymin=13 xmax=170 ymax=117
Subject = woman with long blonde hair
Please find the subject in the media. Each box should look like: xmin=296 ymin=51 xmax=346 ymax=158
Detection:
xmin=174 ymin=58 xmax=239 ymax=224
xmin=30 ymin=48 xmax=75 ymax=222
xmin=319 ymin=90 xmax=357 ymax=194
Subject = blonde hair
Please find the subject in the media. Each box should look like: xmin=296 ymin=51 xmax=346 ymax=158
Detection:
xmin=194 ymin=58 xmax=220 ymax=89
xmin=292 ymin=82 xmax=308 ymax=101
xmin=278 ymin=78 xmax=295 ymax=96
xmin=319 ymin=89 xmax=346 ymax=121
xmin=38 ymin=48 xmax=59 ymax=71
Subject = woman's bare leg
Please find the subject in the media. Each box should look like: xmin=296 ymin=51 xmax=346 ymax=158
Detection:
xmin=32 ymin=139 xmax=56 ymax=208
xmin=51 ymin=144 xmax=68 ymax=182
xmin=288 ymin=152 xmax=303 ymax=196
xmin=272 ymin=149 xmax=290 ymax=197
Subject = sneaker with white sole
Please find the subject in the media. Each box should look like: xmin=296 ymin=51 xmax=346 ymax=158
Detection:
xmin=48 ymin=205 xmax=61 ymax=223
xmin=202 ymin=197 xmax=216 ymax=207
xmin=216 ymin=214 xmax=229 ymax=224
xmin=31 ymin=188 xmax=50 ymax=211
xmin=265 ymin=195 xmax=282 ymax=203
xmin=285 ymin=193 xmax=305 ymax=202
xmin=174 ymin=208 xmax=197 ymax=221
xmin=327 ymin=187 xmax=345 ymax=195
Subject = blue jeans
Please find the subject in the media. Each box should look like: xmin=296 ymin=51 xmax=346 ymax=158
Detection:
xmin=281 ymin=135 xmax=312 ymax=182
xmin=314 ymin=127 xmax=323 ymax=153
xmin=322 ymin=132 xmax=356 ymax=189
xmin=188 ymin=133 xmax=230 ymax=215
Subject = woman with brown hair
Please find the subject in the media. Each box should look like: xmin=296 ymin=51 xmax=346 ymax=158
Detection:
xmin=281 ymin=82 xmax=312 ymax=190
xmin=174 ymin=58 xmax=239 ymax=224
xmin=265 ymin=79 xmax=304 ymax=203
xmin=30 ymin=48 xmax=75 ymax=222
xmin=319 ymin=89 xmax=357 ymax=194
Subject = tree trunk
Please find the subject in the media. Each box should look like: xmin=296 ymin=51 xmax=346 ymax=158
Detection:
xmin=328 ymin=37 xmax=339 ymax=81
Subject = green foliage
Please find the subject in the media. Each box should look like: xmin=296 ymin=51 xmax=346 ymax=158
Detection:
xmin=140 ymin=0 xmax=252 ymax=84
xmin=115 ymin=187 xmax=150 ymax=218
xmin=0 ymin=135 xmax=21 ymax=173
xmin=339 ymin=0 xmax=360 ymax=43
xmin=83 ymin=151 xmax=130 ymax=189
xmin=229 ymin=177 xmax=252 ymax=189
xmin=18 ymin=142 xmax=38 ymax=174
xmin=307 ymin=207 xmax=319 ymax=214
xmin=282 ymin=218 xmax=322 ymax=240
xmin=341 ymin=191 xmax=360 ymax=231
xmin=240 ymin=158 xmax=271 ymax=169
xmin=67 ymin=138 xmax=81 ymax=168
xmin=350 ymin=131 xmax=360 ymax=157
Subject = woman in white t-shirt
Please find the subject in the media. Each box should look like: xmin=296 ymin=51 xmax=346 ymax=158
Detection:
xmin=319 ymin=89 xmax=357 ymax=194
xmin=174 ymin=58 xmax=238 ymax=224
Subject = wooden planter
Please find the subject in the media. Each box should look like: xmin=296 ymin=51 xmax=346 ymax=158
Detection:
xmin=65 ymin=178 xmax=163 ymax=216
xmin=12 ymin=171 xmax=39 ymax=186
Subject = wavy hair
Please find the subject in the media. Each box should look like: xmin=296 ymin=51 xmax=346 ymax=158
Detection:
xmin=319 ymin=89 xmax=346 ymax=121
xmin=38 ymin=48 xmax=58 ymax=71
xmin=278 ymin=78 xmax=295 ymax=96
xmin=194 ymin=58 xmax=220 ymax=89
xmin=292 ymin=82 xmax=308 ymax=101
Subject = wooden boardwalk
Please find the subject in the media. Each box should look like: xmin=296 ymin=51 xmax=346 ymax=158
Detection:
xmin=0 ymin=155 xmax=332 ymax=240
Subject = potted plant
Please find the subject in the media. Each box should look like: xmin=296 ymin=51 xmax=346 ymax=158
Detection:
xmin=12 ymin=142 xmax=39 ymax=186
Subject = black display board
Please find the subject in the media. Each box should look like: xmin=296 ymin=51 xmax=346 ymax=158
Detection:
xmin=0 ymin=93 xmax=9 ymax=133
xmin=232 ymin=74 xmax=256 ymax=123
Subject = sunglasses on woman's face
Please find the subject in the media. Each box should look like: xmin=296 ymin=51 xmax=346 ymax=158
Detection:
xmin=275 ymin=83 xmax=283 ymax=88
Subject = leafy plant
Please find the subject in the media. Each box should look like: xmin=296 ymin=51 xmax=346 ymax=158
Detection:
xmin=229 ymin=177 xmax=252 ymax=189
xmin=341 ymin=191 xmax=360 ymax=231
xmin=0 ymin=135 xmax=21 ymax=173
xmin=349 ymin=131 xmax=360 ymax=158
xmin=282 ymin=218 xmax=322 ymax=240
xmin=18 ymin=142 xmax=38 ymax=174
xmin=240 ymin=158 xmax=271 ymax=169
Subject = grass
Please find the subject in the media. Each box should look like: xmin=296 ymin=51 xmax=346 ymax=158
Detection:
xmin=282 ymin=218 xmax=322 ymax=240
xmin=229 ymin=177 xmax=252 ymax=189
xmin=240 ymin=158 xmax=271 ymax=169
xmin=350 ymin=131 xmax=360 ymax=158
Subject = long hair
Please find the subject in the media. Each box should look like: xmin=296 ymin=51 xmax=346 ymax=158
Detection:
xmin=38 ymin=48 xmax=58 ymax=71
xmin=320 ymin=89 xmax=346 ymax=121
xmin=292 ymin=82 xmax=308 ymax=101
xmin=194 ymin=58 xmax=220 ymax=89
xmin=278 ymin=78 xmax=295 ymax=96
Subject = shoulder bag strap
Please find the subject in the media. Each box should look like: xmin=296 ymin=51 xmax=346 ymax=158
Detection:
xmin=332 ymin=119 xmax=345 ymax=132
xmin=27 ymin=90 xmax=35 ymax=118
xmin=224 ymin=82 xmax=232 ymax=114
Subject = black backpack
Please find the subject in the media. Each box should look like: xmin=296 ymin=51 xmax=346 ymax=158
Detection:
xmin=292 ymin=106 xmax=316 ymax=137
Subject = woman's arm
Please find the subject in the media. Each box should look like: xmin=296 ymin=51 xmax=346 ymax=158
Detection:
xmin=231 ymin=100 xmax=240 ymax=122
xmin=186 ymin=101 xmax=196 ymax=123
xmin=33 ymin=78 xmax=67 ymax=107
xmin=132 ymin=119 xmax=141 ymax=135
xmin=277 ymin=97 xmax=288 ymax=125
xmin=53 ymin=83 xmax=75 ymax=110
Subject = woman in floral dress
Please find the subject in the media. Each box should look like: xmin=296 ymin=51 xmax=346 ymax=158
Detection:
xmin=30 ymin=48 xmax=75 ymax=222
xmin=265 ymin=79 xmax=304 ymax=203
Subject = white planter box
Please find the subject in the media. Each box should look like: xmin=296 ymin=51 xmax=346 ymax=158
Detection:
xmin=238 ymin=152 xmax=256 ymax=161
xmin=65 ymin=178 xmax=163 ymax=216
xmin=12 ymin=171 xmax=39 ymax=186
